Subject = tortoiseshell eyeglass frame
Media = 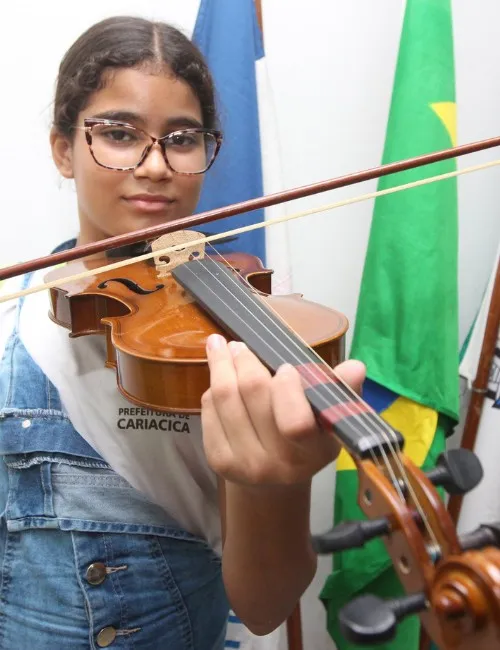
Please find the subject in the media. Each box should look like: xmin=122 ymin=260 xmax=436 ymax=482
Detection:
xmin=74 ymin=118 xmax=223 ymax=174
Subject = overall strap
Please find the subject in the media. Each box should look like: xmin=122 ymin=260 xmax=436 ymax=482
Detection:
xmin=15 ymin=238 xmax=77 ymax=330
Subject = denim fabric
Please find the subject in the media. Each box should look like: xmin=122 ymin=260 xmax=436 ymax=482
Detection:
xmin=0 ymin=240 xmax=229 ymax=648
xmin=0 ymin=525 xmax=227 ymax=649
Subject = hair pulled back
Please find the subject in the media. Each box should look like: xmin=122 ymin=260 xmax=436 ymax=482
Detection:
xmin=53 ymin=16 xmax=217 ymax=137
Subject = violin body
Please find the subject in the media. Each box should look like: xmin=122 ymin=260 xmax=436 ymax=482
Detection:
xmin=45 ymin=249 xmax=348 ymax=413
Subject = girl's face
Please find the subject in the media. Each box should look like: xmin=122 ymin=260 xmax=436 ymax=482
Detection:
xmin=51 ymin=66 xmax=206 ymax=245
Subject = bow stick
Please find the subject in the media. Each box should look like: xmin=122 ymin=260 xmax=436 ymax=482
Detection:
xmin=1 ymin=153 xmax=500 ymax=305
xmin=1 ymin=134 xmax=500 ymax=288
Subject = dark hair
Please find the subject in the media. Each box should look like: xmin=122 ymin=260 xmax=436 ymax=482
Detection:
xmin=53 ymin=16 xmax=217 ymax=137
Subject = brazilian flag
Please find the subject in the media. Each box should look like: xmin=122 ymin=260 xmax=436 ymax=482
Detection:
xmin=320 ymin=1 xmax=459 ymax=648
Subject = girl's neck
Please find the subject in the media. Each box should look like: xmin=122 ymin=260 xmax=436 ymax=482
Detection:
xmin=76 ymin=221 xmax=108 ymax=248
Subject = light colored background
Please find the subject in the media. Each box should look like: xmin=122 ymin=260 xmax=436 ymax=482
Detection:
xmin=1 ymin=1 xmax=499 ymax=648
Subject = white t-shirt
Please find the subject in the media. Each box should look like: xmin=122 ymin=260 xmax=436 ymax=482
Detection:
xmin=0 ymin=270 xmax=222 ymax=553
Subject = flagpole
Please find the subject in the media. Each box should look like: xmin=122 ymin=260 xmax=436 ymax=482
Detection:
xmin=447 ymin=255 xmax=500 ymax=523
xmin=254 ymin=0 xmax=263 ymax=39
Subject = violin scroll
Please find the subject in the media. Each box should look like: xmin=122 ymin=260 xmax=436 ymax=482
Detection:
xmin=338 ymin=544 xmax=500 ymax=648
xmin=313 ymin=449 xmax=500 ymax=648
xmin=431 ymin=546 xmax=500 ymax=647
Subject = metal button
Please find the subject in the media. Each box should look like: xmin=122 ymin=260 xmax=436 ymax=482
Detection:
xmin=96 ymin=626 xmax=117 ymax=647
xmin=85 ymin=562 xmax=107 ymax=585
xmin=21 ymin=419 xmax=31 ymax=428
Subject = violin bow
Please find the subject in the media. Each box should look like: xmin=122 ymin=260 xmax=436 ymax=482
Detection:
xmin=1 ymin=134 xmax=500 ymax=287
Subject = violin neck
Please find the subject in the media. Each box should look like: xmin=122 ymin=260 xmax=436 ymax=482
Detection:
xmin=172 ymin=258 xmax=404 ymax=461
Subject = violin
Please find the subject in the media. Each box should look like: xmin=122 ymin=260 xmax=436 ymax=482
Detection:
xmin=3 ymin=136 xmax=500 ymax=648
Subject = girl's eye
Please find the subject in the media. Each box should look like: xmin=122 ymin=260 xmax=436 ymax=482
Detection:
xmin=169 ymin=133 xmax=198 ymax=147
xmin=103 ymin=129 xmax=136 ymax=143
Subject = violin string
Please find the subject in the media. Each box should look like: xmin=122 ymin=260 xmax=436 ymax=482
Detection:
xmin=198 ymin=249 xmax=432 ymax=529
xmin=185 ymin=252 xmax=440 ymax=549
xmin=204 ymin=250 xmax=388 ymax=477
xmin=2 ymin=155 xmax=500 ymax=304
xmin=188 ymin=260 xmax=440 ymax=548
xmin=188 ymin=256 xmax=440 ymax=552
xmin=209 ymin=247 xmax=440 ymax=550
xmin=180 ymin=255 xmax=391 ymax=486
xmin=204 ymin=247 xmax=390 ymax=474
xmin=181 ymin=260 xmax=439 ymax=547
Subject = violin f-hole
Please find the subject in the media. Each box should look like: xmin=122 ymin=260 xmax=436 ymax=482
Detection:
xmin=97 ymin=278 xmax=164 ymax=295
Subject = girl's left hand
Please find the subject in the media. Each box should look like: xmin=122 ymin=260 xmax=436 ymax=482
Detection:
xmin=201 ymin=334 xmax=366 ymax=487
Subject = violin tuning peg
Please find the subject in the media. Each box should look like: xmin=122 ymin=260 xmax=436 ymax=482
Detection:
xmin=425 ymin=449 xmax=483 ymax=495
xmin=339 ymin=592 xmax=428 ymax=645
xmin=311 ymin=517 xmax=390 ymax=554
xmin=460 ymin=521 xmax=500 ymax=551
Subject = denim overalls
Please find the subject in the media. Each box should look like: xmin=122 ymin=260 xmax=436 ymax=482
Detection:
xmin=0 ymin=240 xmax=228 ymax=649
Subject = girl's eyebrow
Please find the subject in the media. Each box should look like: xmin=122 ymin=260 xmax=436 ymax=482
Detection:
xmin=165 ymin=116 xmax=204 ymax=129
xmin=91 ymin=110 xmax=144 ymax=123
xmin=90 ymin=110 xmax=203 ymax=130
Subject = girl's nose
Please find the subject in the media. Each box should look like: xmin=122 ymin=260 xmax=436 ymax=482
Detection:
xmin=133 ymin=143 xmax=173 ymax=182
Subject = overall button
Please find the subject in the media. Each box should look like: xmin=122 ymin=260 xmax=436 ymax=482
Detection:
xmin=86 ymin=562 xmax=107 ymax=585
xmin=96 ymin=626 xmax=117 ymax=647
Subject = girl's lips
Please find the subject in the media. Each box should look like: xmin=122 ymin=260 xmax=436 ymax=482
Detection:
xmin=123 ymin=196 xmax=176 ymax=213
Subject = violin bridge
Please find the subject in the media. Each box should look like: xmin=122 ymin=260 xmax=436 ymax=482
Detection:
xmin=151 ymin=230 xmax=206 ymax=278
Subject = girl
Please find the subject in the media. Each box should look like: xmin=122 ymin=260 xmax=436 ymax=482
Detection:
xmin=0 ymin=15 xmax=364 ymax=649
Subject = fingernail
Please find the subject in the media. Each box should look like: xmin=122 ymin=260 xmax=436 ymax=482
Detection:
xmin=206 ymin=334 xmax=227 ymax=352
xmin=228 ymin=341 xmax=246 ymax=358
xmin=276 ymin=363 xmax=295 ymax=376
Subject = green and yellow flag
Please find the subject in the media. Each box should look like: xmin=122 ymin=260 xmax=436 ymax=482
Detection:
xmin=320 ymin=1 xmax=459 ymax=648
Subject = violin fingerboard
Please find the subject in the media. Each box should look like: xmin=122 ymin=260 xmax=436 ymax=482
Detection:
xmin=172 ymin=258 xmax=404 ymax=461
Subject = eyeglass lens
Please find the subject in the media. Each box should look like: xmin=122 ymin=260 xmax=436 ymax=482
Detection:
xmin=90 ymin=124 xmax=217 ymax=172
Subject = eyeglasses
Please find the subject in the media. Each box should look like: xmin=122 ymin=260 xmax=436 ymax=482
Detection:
xmin=77 ymin=118 xmax=223 ymax=174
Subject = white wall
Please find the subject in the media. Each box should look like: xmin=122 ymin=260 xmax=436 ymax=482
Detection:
xmin=1 ymin=2 xmax=500 ymax=649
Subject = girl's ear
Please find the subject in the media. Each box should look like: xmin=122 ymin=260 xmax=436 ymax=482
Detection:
xmin=50 ymin=127 xmax=74 ymax=179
